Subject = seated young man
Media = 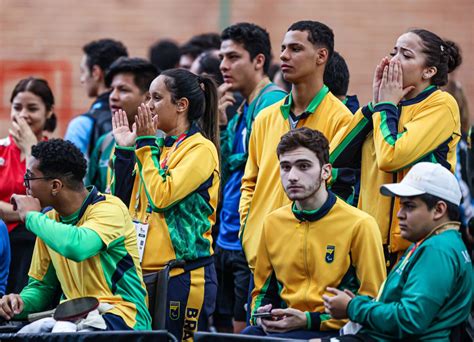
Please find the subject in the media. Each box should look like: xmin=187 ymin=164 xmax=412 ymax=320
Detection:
xmin=322 ymin=162 xmax=473 ymax=341
xmin=0 ymin=139 xmax=151 ymax=331
xmin=243 ymin=128 xmax=386 ymax=339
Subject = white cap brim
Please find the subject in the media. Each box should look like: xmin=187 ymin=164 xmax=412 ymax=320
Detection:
xmin=380 ymin=183 xmax=426 ymax=198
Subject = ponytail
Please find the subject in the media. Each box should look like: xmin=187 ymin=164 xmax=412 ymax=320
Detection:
xmin=199 ymin=76 xmax=220 ymax=153
xmin=44 ymin=112 xmax=57 ymax=132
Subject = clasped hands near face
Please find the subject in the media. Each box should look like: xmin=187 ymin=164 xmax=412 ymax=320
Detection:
xmin=372 ymin=57 xmax=415 ymax=105
xmin=112 ymin=103 xmax=158 ymax=147
xmin=255 ymin=287 xmax=356 ymax=333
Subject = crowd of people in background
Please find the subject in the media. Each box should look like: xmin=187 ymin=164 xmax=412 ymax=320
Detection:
xmin=0 ymin=19 xmax=473 ymax=341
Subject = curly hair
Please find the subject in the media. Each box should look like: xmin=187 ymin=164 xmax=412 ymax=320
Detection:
xmin=83 ymin=38 xmax=128 ymax=73
xmin=31 ymin=139 xmax=87 ymax=190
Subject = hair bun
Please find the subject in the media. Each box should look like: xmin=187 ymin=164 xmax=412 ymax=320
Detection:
xmin=444 ymin=40 xmax=462 ymax=73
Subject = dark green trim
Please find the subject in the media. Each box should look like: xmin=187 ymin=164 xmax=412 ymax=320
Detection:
xmin=280 ymin=85 xmax=329 ymax=120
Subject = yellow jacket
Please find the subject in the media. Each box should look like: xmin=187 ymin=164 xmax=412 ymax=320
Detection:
xmin=330 ymin=86 xmax=461 ymax=254
xmin=240 ymin=86 xmax=353 ymax=270
xmin=251 ymin=192 xmax=386 ymax=331
xmin=113 ymin=126 xmax=220 ymax=275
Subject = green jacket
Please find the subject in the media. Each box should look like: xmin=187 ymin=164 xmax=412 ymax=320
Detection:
xmin=348 ymin=229 xmax=473 ymax=341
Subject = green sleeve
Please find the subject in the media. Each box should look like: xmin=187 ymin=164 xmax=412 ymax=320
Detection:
xmin=25 ymin=212 xmax=104 ymax=262
xmin=348 ymin=247 xmax=456 ymax=338
xmin=17 ymin=264 xmax=59 ymax=319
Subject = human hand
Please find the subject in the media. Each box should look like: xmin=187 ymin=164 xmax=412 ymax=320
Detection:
xmin=378 ymin=60 xmax=415 ymax=105
xmin=9 ymin=117 xmax=38 ymax=158
xmin=372 ymin=57 xmax=390 ymax=104
xmin=322 ymin=287 xmax=355 ymax=319
xmin=112 ymin=109 xmax=137 ymax=147
xmin=0 ymin=294 xmax=24 ymax=320
xmin=10 ymin=194 xmax=41 ymax=222
xmin=218 ymin=83 xmax=235 ymax=126
xmin=253 ymin=304 xmax=273 ymax=331
xmin=261 ymin=307 xmax=307 ymax=333
xmin=135 ymin=104 xmax=157 ymax=137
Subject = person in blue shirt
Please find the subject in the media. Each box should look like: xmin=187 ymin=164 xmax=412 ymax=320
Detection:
xmin=65 ymin=39 xmax=128 ymax=159
xmin=216 ymin=22 xmax=287 ymax=333
xmin=0 ymin=219 xmax=10 ymax=296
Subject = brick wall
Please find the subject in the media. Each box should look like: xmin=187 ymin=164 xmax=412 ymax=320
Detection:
xmin=1 ymin=0 xmax=472 ymax=137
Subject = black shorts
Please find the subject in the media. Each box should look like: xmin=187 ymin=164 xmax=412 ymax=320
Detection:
xmin=213 ymin=246 xmax=251 ymax=324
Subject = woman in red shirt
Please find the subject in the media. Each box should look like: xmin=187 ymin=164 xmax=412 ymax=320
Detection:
xmin=0 ymin=77 xmax=56 ymax=294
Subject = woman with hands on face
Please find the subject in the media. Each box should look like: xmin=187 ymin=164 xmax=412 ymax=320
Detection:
xmin=111 ymin=69 xmax=220 ymax=340
xmin=0 ymin=77 xmax=56 ymax=294
xmin=329 ymin=29 xmax=463 ymax=269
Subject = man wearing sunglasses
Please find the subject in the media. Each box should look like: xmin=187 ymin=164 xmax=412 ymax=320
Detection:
xmin=0 ymin=139 xmax=151 ymax=331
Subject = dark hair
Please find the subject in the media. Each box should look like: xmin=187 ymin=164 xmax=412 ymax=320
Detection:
xmin=31 ymin=139 xmax=87 ymax=190
xmin=82 ymin=38 xmax=128 ymax=73
xmin=277 ymin=127 xmax=329 ymax=166
xmin=180 ymin=33 xmax=221 ymax=59
xmin=418 ymin=193 xmax=460 ymax=221
xmin=149 ymin=39 xmax=180 ymax=71
xmin=288 ymin=20 xmax=334 ymax=59
xmin=409 ymin=29 xmax=462 ymax=87
xmin=105 ymin=57 xmax=159 ymax=92
xmin=10 ymin=77 xmax=57 ymax=132
xmin=324 ymin=51 xmax=350 ymax=96
xmin=221 ymin=22 xmax=272 ymax=74
xmin=194 ymin=51 xmax=224 ymax=85
xmin=161 ymin=68 xmax=220 ymax=151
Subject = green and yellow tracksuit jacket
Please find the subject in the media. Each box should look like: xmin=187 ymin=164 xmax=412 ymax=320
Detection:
xmin=18 ymin=188 xmax=151 ymax=330
xmin=251 ymin=192 xmax=386 ymax=331
xmin=330 ymin=86 xmax=461 ymax=254
xmin=240 ymin=86 xmax=353 ymax=271
xmin=112 ymin=125 xmax=220 ymax=275
xmin=349 ymin=229 xmax=472 ymax=341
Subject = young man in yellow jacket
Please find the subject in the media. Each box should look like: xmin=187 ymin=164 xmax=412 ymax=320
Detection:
xmin=239 ymin=20 xmax=353 ymax=276
xmin=242 ymin=128 xmax=386 ymax=339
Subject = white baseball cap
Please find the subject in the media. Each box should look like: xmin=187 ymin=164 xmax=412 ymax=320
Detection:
xmin=380 ymin=162 xmax=462 ymax=205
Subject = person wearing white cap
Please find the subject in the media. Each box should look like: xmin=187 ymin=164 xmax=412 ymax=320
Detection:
xmin=319 ymin=162 xmax=472 ymax=341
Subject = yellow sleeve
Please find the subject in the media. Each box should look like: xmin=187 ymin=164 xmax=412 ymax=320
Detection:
xmin=372 ymin=98 xmax=459 ymax=172
xmin=239 ymin=120 xmax=260 ymax=230
xmin=351 ymin=215 xmax=387 ymax=297
xmin=250 ymin=222 xmax=280 ymax=323
xmin=135 ymin=137 xmax=217 ymax=211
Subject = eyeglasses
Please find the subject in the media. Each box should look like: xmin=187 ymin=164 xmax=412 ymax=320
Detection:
xmin=23 ymin=171 xmax=74 ymax=189
xmin=23 ymin=174 xmax=53 ymax=189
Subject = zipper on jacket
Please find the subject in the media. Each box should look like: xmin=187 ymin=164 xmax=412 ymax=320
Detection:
xmin=303 ymin=222 xmax=311 ymax=306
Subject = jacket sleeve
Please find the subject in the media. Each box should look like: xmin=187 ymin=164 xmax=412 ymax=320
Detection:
xmin=16 ymin=241 xmax=60 ymax=318
xmin=347 ymin=246 xmax=457 ymax=338
xmin=329 ymin=104 xmax=374 ymax=168
xmin=372 ymin=99 xmax=459 ymax=172
xmin=135 ymin=137 xmax=217 ymax=211
xmin=25 ymin=212 xmax=104 ymax=262
xmin=111 ymin=145 xmax=136 ymax=207
xmin=239 ymin=119 xmax=260 ymax=231
xmin=350 ymin=216 xmax=387 ymax=296
xmin=250 ymin=223 xmax=282 ymax=324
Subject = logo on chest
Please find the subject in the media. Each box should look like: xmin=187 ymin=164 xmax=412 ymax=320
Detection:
xmin=325 ymin=245 xmax=335 ymax=263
